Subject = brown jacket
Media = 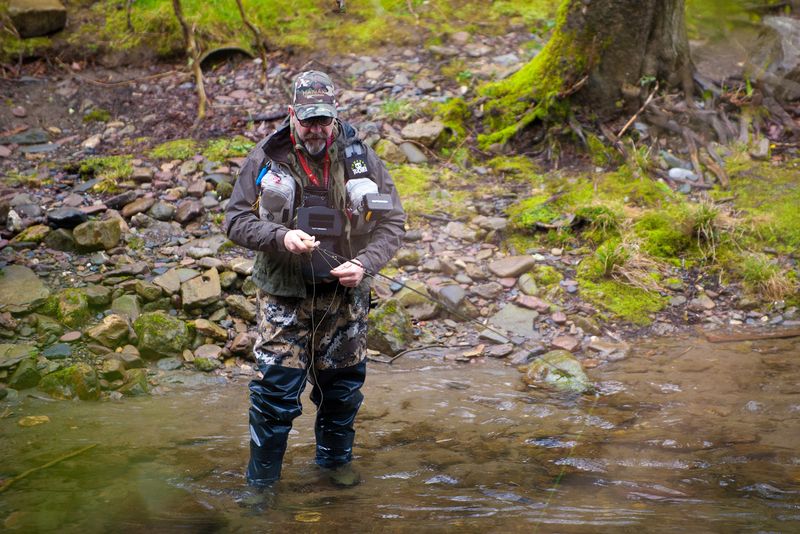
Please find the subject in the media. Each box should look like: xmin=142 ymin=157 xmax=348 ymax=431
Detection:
xmin=224 ymin=120 xmax=406 ymax=298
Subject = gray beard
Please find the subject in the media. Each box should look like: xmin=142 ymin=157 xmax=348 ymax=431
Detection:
xmin=304 ymin=139 xmax=327 ymax=157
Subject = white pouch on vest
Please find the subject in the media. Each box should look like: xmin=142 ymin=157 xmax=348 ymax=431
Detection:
xmin=259 ymin=168 xmax=296 ymax=224
xmin=346 ymin=177 xmax=378 ymax=235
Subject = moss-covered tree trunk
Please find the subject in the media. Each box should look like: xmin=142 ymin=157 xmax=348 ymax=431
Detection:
xmin=480 ymin=0 xmax=693 ymax=148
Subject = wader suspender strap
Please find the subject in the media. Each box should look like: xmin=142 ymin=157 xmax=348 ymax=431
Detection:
xmin=290 ymin=133 xmax=332 ymax=188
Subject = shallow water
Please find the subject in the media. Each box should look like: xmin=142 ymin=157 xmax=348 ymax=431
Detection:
xmin=1 ymin=335 xmax=799 ymax=533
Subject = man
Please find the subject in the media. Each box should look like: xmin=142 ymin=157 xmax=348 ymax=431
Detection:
xmin=225 ymin=71 xmax=405 ymax=490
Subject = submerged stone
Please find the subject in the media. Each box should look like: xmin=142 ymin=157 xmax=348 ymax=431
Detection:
xmin=520 ymin=350 xmax=590 ymax=394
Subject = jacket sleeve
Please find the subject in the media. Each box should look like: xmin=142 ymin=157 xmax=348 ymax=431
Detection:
xmin=224 ymin=152 xmax=289 ymax=253
xmin=352 ymin=147 xmax=406 ymax=273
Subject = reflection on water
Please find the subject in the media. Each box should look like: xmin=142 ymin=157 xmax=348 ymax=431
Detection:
xmin=1 ymin=336 xmax=799 ymax=532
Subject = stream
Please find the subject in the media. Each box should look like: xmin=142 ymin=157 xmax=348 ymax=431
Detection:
xmin=1 ymin=335 xmax=798 ymax=533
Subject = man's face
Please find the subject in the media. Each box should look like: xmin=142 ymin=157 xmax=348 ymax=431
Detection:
xmin=290 ymin=106 xmax=335 ymax=157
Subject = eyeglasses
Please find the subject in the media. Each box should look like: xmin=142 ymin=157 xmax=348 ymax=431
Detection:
xmin=297 ymin=115 xmax=334 ymax=128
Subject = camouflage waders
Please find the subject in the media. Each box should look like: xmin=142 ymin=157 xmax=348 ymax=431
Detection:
xmin=246 ymin=281 xmax=371 ymax=486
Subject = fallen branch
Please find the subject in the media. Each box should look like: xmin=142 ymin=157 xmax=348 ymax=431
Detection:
xmin=701 ymin=327 xmax=800 ymax=343
xmin=0 ymin=444 xmax=97 ymax=494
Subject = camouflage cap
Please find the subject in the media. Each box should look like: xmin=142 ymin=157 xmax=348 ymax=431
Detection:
xmin=292 ymin=70 xmax=338 ymax=120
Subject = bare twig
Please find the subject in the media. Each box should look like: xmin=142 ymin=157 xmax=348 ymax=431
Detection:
xmin=617 ymin=82 xmax=659 ymax=138
xmin=172 ymin=0 xmax=207 ymax=120
xmin=235 ymin=0 xmax=269 ymax=92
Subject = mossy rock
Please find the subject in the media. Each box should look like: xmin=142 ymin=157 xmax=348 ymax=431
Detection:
xmin=38 ymin=363 xmax=100 ymax=400
xmin=133 ymin=311 xmax=189 ymax=360
xmin=9 ymin=358 xmax=41 ymax=390
xmin=12 ymin=223 xmax=50 ymax=243
xmin=57 ymin=288 xmax=90 ymax=328
xmin=367 ymin=298 xmax=413 ymax=356
xmin=194 ymin=357 xmax=222 ymax=372
xmin=520 ymin=350 xmax=590 ymax=394
xmin=119 ymin=368 xmax=149 ymax=396
xmin=532 ymin=265 xmax=563 ymax=287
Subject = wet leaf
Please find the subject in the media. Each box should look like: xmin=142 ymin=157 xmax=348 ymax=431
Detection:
xmin=294 ymin=511 xmax=321 ymax=523
xmin=18 ymin=415 xmax=50 ymax=427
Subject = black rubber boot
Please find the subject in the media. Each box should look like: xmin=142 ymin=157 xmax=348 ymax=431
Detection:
xmin=310 ymin=361 xmax=366 ymax=471
xmin=246 ymin=364 xmax=307 ymax=487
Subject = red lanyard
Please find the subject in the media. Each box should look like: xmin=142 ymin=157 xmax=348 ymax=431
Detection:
xmin=291 ymin=133 xmax=331 ymax=188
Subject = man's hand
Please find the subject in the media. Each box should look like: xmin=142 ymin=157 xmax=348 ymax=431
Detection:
xmin=330 ymin=259 xmax=365 ymax=287
xmin=284 ymin=229 xmax=319 ymax=254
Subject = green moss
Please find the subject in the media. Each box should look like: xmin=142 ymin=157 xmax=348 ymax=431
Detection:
xmin=79 ymin=155 xmax=133 ymax=181
xmin=578 ymin=276 xmax=666 ymax=325
xmin=507 ymin=194 xmax=560 ymax=231
xmin=477 ymin=1 xmax=579 ymax=147
xmin=203 ymin=136 xmax=255 ymax=162
xmin=575 ymin=205 xmax=622 ymax=243
xmin=435 ymin=97 xmax=470 ymax=140
xmin=532 ymin=265 xmax=563 ymax=287
xmin=391 ymin=164 xmax=470 ymax=220
xmin=486 ymin=156 xmax=543 ymax=184
xmin=586 ymin=134 xmax=621 ymax=168
xmin=380 ymin=98 xmax=420 ymax=122
xmin=633 ymin=208 xmax=692 ymax=260
xmin=148 ymin=139 xmax=198 ymax=161
xmin=83 ymin=108 xmax=111 ymax=123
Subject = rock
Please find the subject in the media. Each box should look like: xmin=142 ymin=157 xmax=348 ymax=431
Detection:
xmin=399 ymin=142 xmax=428 ymax=164
xmin=111 ymin=294 xmax=141 ymax=320
xmin=119 ymin=368 xmax=149 ymax=396
xmin=756 ymin=16 xmax=800 ymax=100
xmin=105 ymin=191 xmax=138 ymax=210
xmin=174 ymin=199 xmax=204 ymax=224
xmin=373 ymin=139 xmax=407 ymax=164
xmin=57 ymin=288 xmax=90 ymax=328
xmin=517 ymin=273 xmax=538 ymax=296
xmin=395 ymin=280 xmax=439 ymax=320
xmin=8 ymin=0 xmax=67 ymax=38
xmin=520 ymin=350 xmax=590 ymax=394
xmin=134 ymin=280 xmax=163 ymax=302
xmin=43 ymin=228 xmax=77 ymax=251
xmin=100 ymin=358 xmax=125 ymax=381
xmin=42 ymin=342 xmax=71 ymax=359
xmin=437 ymin=284 xmax=467 ymax=312
xmin=551 ymin=335 xmax=580 ymax=352
xmin=59 ymin=331 xmax=81 ymax=342
xmin=121 ymin=197 xmax=156 ymax=218
xmin=194 ymin=356 xmax=222 ymax=372
xmin=38 ymin=363 xmax=100 ymax=400
xmin=181 ymin=268 xmax=221 ymax=309
xmin=485 ymin=343 xmax=514 ymax=358
xmin=118 ymin=345 xmax=144 ymax=369
xmin=689 ymin=294 xmax=716 ymax=311
xmin=73 ymin=219 xmax=121 ymax=251
xmin=471 ymin=282 xmax=504 ymax=300
xmin=12 ymin=223 xmax=50 ymax=243
xmin=133 ymin=311 xmax=189 ymax=359
xmin=571 ymin=315 xmax=602 ymax=336
xmin=153 ymin=269 xmax=182 ymax=294
xmin=148 ymin=201 xmax=175 ymax=221
xmin=400 ymin=120 xmax=445 ymax=147
xmin=230 ymin=332 xmax=254 ymax=355
xmin=83 ymin=284 xmax=112 ymax=307
xmin=0 ymin=265 xmax=50 ymax=314
xmin=587 ymin=339 xmax=630 ymax=361
xmin=668 ymin=168 xmax=698 ymax=181
xmin=0 ymin=344 xmax=38 ymax=370
xmin=86 ymin=314 xmax=131 ymax=348
xmin=219 ymin=271 xmax=238 ymax=289
xmin=157 ymin=357 xmax=183 ymax=370
xmin=225 ymin=294 xmax=256 ymax=321
xmin=9 ymin=358 xmax=41 ymax=389
xmin=367 ymin=298 xmax=413 ymax=356
xmin=515 ymin=294 xmax=551 ymax=313
xmin=82 ymin=134 xmax=102 ymax=150
xmin=489 ymin=256 xmax=537 ymax=278
xmin=551 ymin=311 xmax=568 ymax=325
xmin=229 ymin=257 xmax=254 ymax=276
xmin=194 ymin=344 xmax=223 ymax=360
xmin=444 ymin=221 xmax=481 ymax=242
xmin=395 ymin=248 xmax=421 ymax=267
xmin=486 ymin=304 xmax=539 ymax=339
xmin=47 ymin=207 xmax=88 ymax=229
xmin=194 ymin=318 xmax=228 ymax=341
